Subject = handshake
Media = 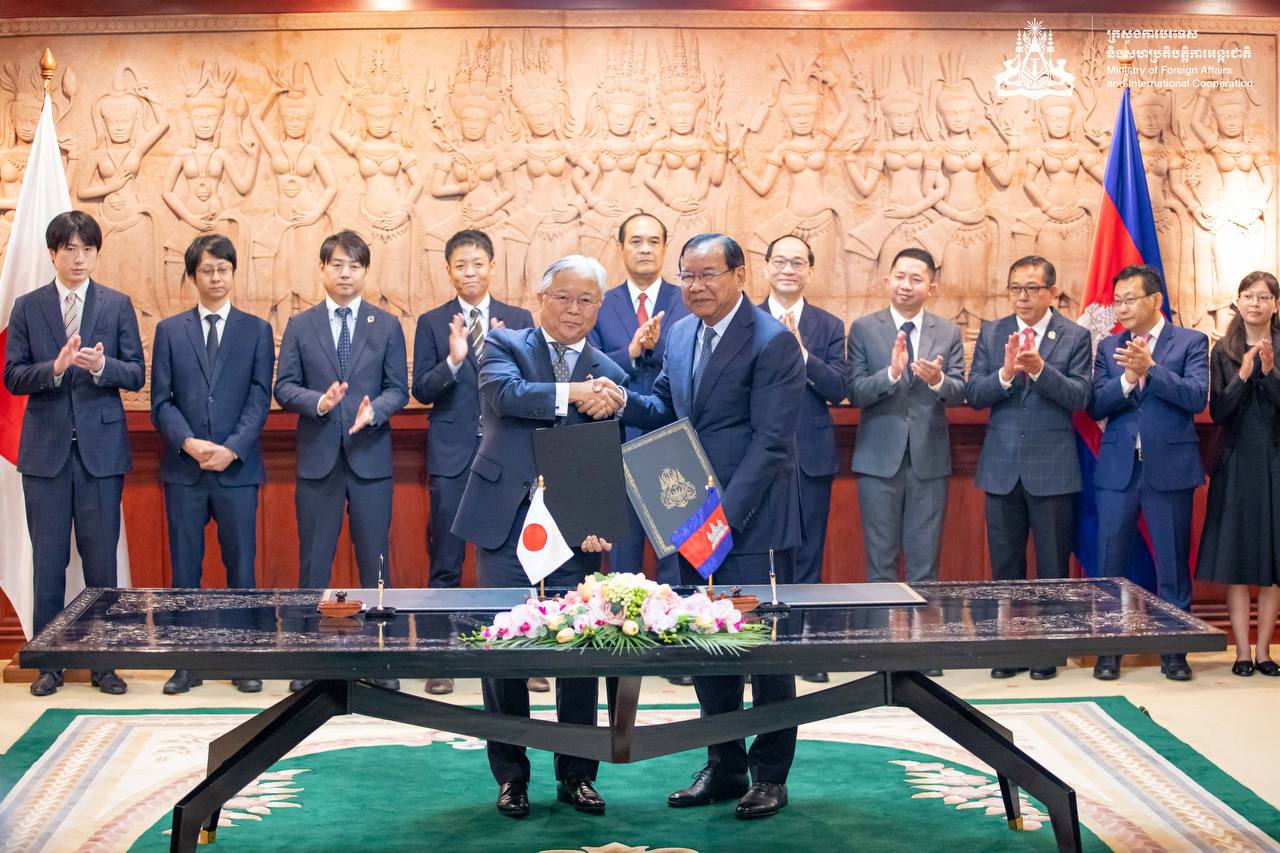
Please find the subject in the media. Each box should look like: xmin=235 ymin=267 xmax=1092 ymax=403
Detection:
xmin=569 ymin=376 xmax=626 ymax=420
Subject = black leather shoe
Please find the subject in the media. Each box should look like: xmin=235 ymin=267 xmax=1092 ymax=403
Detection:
xmin=1030 ymin=667 xmax=1057 ymax=680
xmin=800 ymin=672 xmax=829 ymax=683
xmin=496 ymin=781 xmax=530 ymax=818
xmin=29 ymin=670 xmax=63 ymax=697
xmin=922 ymin=668 xmax=944 ymax=677
xmin=233 ymin=679 xmax=263 ymax=693
xmin=1093 ymin=656 xmax=1121 ymax=681
xmin=91 ymin=670 xmax=127 ymax=695
xmin=557 ymin=776 xmax=605 ymax=815
xmin=735 ymin=781 xmax=788 ymax=819
xmin=1160 ymin=653 xmax=1192 ymax=681
xmin=1232 ymin=660 xmax=1256 ymax=677
xmin=288 ymin=679 xmax=312 ymax=692
xmin=990 ymin=667 xmax=1026 ymax=679
xmin=1257 ymin=660 xmax=1280 ymax=677
xmin=668 ymin=764 xmax=750 ymax=808
xmin=666 ymin=676 xmax=694 ymax=686
xmin=527 ymin=676 xmax=550 ymax=692
xmin=368 ymin=678 xmax=400 ymax=691
xmin=163 ymin=670 xmax=203 ymax=694
xmin=426 ymin=677 xmax=454 ymax=695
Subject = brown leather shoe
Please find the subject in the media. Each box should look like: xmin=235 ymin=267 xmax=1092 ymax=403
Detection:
xmin=527 ymin=676 xmax=550 ymax=693
xmin=426 ymin=677 xmax=454 ymax=695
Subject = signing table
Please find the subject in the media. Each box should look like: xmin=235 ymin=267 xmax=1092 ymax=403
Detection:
xmin=19 ymin=578 xmax=1224 ymax=853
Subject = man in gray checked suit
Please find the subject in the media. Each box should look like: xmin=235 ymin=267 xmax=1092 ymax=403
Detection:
xmin=848 ymin=248 xmax=965 ymax=587
xmin=965 ymin=255 xmax=1092 ymax=681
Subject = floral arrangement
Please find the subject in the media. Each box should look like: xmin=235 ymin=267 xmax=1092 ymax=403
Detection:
xmin=461 ymin=572 xmax=770 ymax=654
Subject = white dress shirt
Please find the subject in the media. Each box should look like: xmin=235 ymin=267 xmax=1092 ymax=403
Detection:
xmin=767 ymin=294 xmax=809 ymax=365
xmin=626 ymin=279 xmax=662 ymax=317
xmin=197 ymin=301 xmax=231 ymax=346
xmin=693 ymin=294 xmax=743 ymax=378
xmin=545 ymin=328 xmax=587 ymax=416
xmin=53 ymin=279 xmax=103 ymax=385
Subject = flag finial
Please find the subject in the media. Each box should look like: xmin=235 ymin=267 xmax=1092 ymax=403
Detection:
xmin=1116 ymin=41 xmax=1134 ymax=90
xmin=537 ymin=474 xmax=545 ymax=490
xmin=40 ymin=48 xmax=56 ymax=94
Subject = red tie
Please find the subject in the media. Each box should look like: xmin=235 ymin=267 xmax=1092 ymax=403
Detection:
xmin=1138 ymin=333 xmax=1150 ymax=391
xmin=1022 ymin=327 xmax=1037 ymax=351
xmin=636 ymin=292 xmax=649 ymax=325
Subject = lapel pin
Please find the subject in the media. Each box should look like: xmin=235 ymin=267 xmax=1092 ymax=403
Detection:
xmin=1047 ymin=330 xmax=1057 ymax=340
xmin=367 ymin=315 xmax=374 ymax=324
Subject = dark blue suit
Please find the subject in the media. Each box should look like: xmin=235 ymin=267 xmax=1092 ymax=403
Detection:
xmin=3 ymin=279 xmax=144 ymax=634
xmin=966 ymin=311 xmax=1092 ymax=580
xmin=151 ymin=306 xmax=273 ymax=588
xmin=757 ymin=299 xmax=846 ymax=584
xmin=1089 ymin=322 xmax=1208 ymax=610
xmin=413 ymin=298 xmax=533 ymax=589
xmin=452 ymin=325 xmax=628 ymax=786
xmin=274 ymin=299 xmax=408 ymax=587
xmin=587 ymin=280 xmax=687 ymax=580
xmin=622 ymin=296 xmax=805 ymax=784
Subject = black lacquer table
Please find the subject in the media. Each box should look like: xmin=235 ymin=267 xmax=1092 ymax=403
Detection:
xmin=19 ymin=578 xmax=1225 ymax=853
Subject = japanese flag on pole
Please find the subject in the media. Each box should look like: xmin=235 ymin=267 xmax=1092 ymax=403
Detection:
xmin=0 ymin=92 xmax=131 ymax=640
xmin=517 ymin=481 xmax=572 ymax=584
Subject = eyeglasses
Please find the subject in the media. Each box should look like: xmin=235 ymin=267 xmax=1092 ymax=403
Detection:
xmin=196 ymin=264 xmax=234 ymax=277
xmin=1007 ymin=285 xmax=1052 ymax=297
xmin=545 ymin=293 xmax=600 ymax=310
xmin=1239 ymin=293 xmax=1277 ymax=304
xmin=1113 ymin=294 xmax=1155 ymax=308
xmin=769 ymin=258 xmax=810 ymax=272
xmin=676 ymin=268 xmax=735 ymax=287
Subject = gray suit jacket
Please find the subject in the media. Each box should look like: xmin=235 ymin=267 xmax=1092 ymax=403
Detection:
xmin=847 ymin=309 xmax=966 ymax=479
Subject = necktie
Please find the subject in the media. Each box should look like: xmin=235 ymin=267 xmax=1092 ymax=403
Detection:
xmin=900 ymin=320 xmax=915 ymax=382
xmin=468 ymin=307 xmax=485 ymax=363
xmin=336 ymin=306 xmax=351 ymax=376
xmin=205 ymin=314 xmax=220 ymax=367
xmin=551 ymin=342 xmax=571 ymax=382
xmin=692 ymin=326 xmax=717 ymax=396
xmin=636 ymin=292 xmax=649 ymax=325
xmin=63 ymin=292 xmax=79 ymax=341
xmin=1138 ymin=333 xmax=1150 ymax=391
xmin=1021 ymin=327 xmax=1037 ymax=386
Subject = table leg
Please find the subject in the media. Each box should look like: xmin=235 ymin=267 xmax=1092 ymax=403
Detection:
xmin=608 ymin=677 xmax=642 ymax=762
xmin=169 ymin=681 xmax=348 ymax=853
xmin=889 ymin=672 xmax=1081 ymax=853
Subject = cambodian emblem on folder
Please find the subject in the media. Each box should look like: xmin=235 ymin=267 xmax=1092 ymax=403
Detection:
xmin=621 ymin=419 xmax=722 ymax=558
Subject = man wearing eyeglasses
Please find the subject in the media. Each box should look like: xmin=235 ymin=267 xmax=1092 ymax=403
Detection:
xmin=618 ymin=233 xmax=806 ymax=820
xmin=452 ymin=255 xmax=628 ymax=820
xmin=151 ymin=234 xmax=274 ymax=696
xmin=1089 ymin=264 xmax=1208 ymax=682
xmin=587 ymin=212 xmax=688 ymax=587
xmin=412 ymin=229 xmax=534 ymax=696
xmin=274 ymin=230 xmax=408 ymax=692
xmin=966 ymin=255 xmax=1092 ymax=681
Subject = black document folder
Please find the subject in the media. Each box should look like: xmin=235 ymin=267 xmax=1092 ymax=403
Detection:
xmin=621 ymin=418 xmax=722 ymax=558
xmin=532 ymin=419 xmax=631 ymax=545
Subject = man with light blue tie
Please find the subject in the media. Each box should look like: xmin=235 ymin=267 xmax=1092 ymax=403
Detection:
xmin=274 ymin=230 xmax=408 ymax=692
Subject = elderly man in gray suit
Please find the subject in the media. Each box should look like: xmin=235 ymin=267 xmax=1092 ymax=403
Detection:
xmin=966 ymin=255 xmax=1092 ymax=681
xmin=848 ymin=248 xmax=965 ymax=592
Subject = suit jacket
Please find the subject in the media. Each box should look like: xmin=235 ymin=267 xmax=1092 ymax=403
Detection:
xmin=1205 ymin=337 xmax=1280 ymax=475
xmin=757 ymin=299 xmax=847 ymax=477
xmin=151 ymin=306 xmax=274 ymax=487
xmin=965 ymin=311 xmax=1092 ymax=496
xmin=3 ymin=279 xmax=145 ymax=478
xmin=273 ymin=300 xmax=408 ymax=481
xmin=1088 ymin=322 xmax=1208 ymax=491
xmin=451 ymin=326 xmax=629 ymax=550
xmin=621 ymin=297 xmax=806 ymax=553
xmin=847 ymin=308 xmax=966 ymax=480
xmin=412 ymin=298 xmax=534 ymax=478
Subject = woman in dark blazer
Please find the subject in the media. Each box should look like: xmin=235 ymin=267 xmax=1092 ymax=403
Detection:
xmin=1196 ymin=270 xmax=1280 ymax=676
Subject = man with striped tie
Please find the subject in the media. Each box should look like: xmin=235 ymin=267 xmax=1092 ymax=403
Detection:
xmin=3 ymin=210 xmax=145 ymax=696
xmin=412 ymin=229 xmax=532 ymax=695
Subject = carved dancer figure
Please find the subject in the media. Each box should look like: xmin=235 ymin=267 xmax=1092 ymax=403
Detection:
xmin=251 ymin=62 xmax=337 ymax=341
xmin=78 ymin=67 xmax=169 ymax=322
xmin=424 ymin=33 xmax=517 ymax=304
xmin=161 ymin=62 xmax=259 ymax=312
xmin=332 ymin=35 xmax=424 ymax=321
xmin=642 ymin=32 xmax=727 ymax=284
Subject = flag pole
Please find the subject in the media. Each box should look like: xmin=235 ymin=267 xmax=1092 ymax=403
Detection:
xmin=538 ymin=474 xmax=546 ymax=600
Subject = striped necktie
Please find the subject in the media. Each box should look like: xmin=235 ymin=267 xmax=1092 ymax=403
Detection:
xmin=63 ymin=291 xmax=79 ymax=340
xmin=692 ymin=326 xmax=716 ymax=396
xmin=468 ymin=307 xmax=485 ymax=363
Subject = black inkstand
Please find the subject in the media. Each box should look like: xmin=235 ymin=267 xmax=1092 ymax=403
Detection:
xmin=753 ymin=548 xmax=791 ymax=615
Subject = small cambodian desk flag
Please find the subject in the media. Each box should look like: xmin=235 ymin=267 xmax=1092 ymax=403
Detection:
xmin=670 ymin=484 xmax=732 ymax=580
xmin=517 ymin=478 xmax=573 ymax=584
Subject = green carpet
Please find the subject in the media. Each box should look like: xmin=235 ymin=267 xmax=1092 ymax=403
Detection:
xmin=2 ymin=698 xmax=1278 ymax=853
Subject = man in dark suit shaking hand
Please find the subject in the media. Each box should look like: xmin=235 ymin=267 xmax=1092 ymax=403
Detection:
xmin=274 ymin=230 xmax=408 ymax=691
xmin=4 ymin=210 xmax=145 ymax=696
xmin=151 ymin=234 xmax=274 ymax=695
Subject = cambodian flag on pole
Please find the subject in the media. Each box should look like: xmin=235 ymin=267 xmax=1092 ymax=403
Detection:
xmin=670 ymin=485 xmax=732 ymax=580
xmin=1072 ymin=86 xmax=1171 ymax=590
